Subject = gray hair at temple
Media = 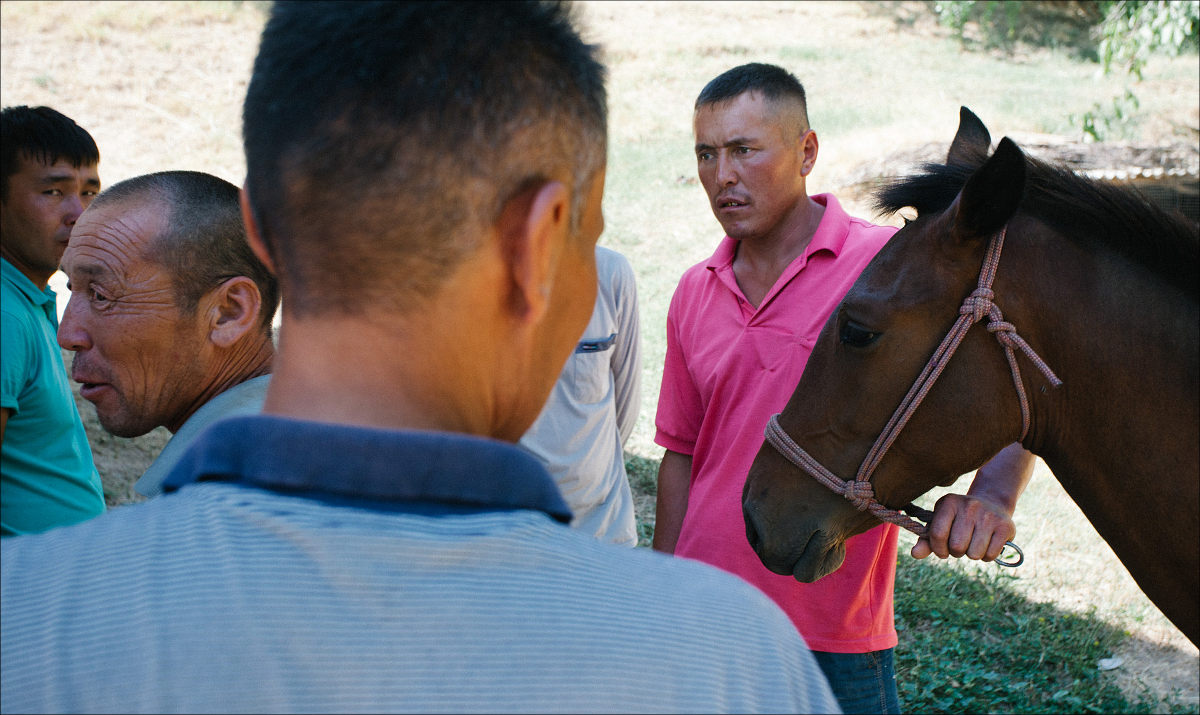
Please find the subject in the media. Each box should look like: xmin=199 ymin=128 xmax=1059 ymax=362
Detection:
xmin=91 ymin=171 xmax=280 ymax=334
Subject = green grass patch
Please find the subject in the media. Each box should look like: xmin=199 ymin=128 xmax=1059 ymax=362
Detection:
xmin=625 ymin=448 xmax=1197 ymax=712
xmin=624 ymin=454 xmax=659 ymax=548
xmin=893 ymin=556 xmax=1194 ymax=713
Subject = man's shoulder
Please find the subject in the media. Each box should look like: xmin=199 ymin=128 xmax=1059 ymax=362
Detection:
xmin=596 ymin=245 xmax=637 ymax=297
xmin=839 ymin=210 xmax=897 ymax=264
xmin=817 ymin=192 xmax=897 ymax=250
xmin=0 ymin=279 xmax=36 ymax=322
xmin=595 ymin=244 xmax=636 ymax=294
xmin=0 ymin=300 xmax=41 ymax=378
xmin=0 ymin=298 xmax=36 ymax=334
xmin=674 ymin=250 xmax=720 ymax=289
xmin=846 ymin=214 xmax=899 ymax=240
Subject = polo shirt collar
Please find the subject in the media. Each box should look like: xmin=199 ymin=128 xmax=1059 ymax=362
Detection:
xmin=1 ymin=258 xmax=57 ymax=319
xmin=706 ymin=193 xmax=850 ymax=272
xmin=705 ymin=193 xmax=851 ymax=311
xmin=162 ymin=414 xmax=573 ymax=523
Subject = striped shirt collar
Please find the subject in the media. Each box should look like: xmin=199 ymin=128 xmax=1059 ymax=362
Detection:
xmin=162 ymin=414 xmax=572 ymax=523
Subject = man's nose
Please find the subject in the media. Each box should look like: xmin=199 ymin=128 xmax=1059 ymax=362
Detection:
xmin=57 ymin=294 xmax=92 ymax=352
xmin=716 ymin=154 xmax=737 ymax=186
xmin=62 ymin=194 xmax=86 ymax=226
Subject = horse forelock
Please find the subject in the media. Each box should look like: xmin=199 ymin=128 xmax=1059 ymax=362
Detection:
xmin=873 ymin=153 xmax=1199 ymax=298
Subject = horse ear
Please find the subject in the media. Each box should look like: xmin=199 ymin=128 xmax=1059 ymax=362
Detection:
xmin=947 ymin=107 xmax=991 ymax=166
xmin=950 ymin=136 xmax=1026 ymax=241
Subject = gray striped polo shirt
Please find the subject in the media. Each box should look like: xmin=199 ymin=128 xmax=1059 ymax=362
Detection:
xmin=1 ymin=415 xmax=839 ymax=714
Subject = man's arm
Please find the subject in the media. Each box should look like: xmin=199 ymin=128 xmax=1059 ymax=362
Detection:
xmin=1 ymin=407 xmax=10 ymax=443
xmin=608 ymin=256 xmax=641 ymax=446
xmin=652 ymin=448 xmax=692 ymax=554
xmin=913 ymin=442 xmax=1035 ymax=561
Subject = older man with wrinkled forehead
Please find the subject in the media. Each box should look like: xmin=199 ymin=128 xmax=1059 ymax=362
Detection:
xmin=58 ymin=170 xmax=277 ymax=499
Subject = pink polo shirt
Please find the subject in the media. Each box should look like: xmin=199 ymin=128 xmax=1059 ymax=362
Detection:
xmin=655 ymin=194 xmax=899 ymax=653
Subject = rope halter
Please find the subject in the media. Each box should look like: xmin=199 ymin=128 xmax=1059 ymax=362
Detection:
xmin=763 ymin=227 xmax=1062 ymax=545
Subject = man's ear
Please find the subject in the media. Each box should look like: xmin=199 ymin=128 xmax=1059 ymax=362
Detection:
xmin=240 ymin=185 xmax=276 ymax=275
xmin=496 ymin=180 xmax=570 ymax=325
xmin=205 ymin=276 xmax=263 ymax=348
xmin=798 ymin=129 xmax=819 ymax=177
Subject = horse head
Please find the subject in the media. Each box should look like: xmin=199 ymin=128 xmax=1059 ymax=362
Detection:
xmin=742 ymin=108 xmax=1037 ymax=583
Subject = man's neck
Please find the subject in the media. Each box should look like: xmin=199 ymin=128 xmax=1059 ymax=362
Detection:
xmin=732 ymin=195 xmax=826 ymax=308
xmin=259 ymin=315 xmax=496 ymax=436
xmin=0 ymin=250 xmax=53 ymax=291
xmin=166 ymin=339 xmax=275 ymax=433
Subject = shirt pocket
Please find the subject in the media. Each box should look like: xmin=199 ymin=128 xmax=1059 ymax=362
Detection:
xmin=569 ymin=332 xmax=616 ymax=404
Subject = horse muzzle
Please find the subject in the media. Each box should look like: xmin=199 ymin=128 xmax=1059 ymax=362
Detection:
xmin=742 ymin=499 xmax=848 ymax=583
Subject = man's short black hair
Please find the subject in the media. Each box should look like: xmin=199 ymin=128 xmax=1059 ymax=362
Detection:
xmin=695 ymin=63 xmax=810 ymax=134
xmin=242 ymin=0 xmax=607 ymax=317
xmin=92 ymin=171 xmax=280 ymax=334
xmin=1 ymin=105 xmax=100 ymax=201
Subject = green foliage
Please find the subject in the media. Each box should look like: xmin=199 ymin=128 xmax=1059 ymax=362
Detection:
xmin=933 ymin=0 xmax=979 ymax=40
xmin=928 ymin=0 xmax=1199 ymax=142
xmin=1088 ymin=1 xmax=1197 ymax=140
xmin=1073 ymin=88 xmax=1142 ymax=142
xmin=893 ymin=556 xmax=1195 ymax=713
xmin=933 ymin=1 xmax=1023 ymax=49
xmin=932 ymin=0 xmax=1198 ymax=58
xmin=1099 ymin=0 xmax=1200 ymax=80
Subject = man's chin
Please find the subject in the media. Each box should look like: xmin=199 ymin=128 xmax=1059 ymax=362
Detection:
xmin=92 ymin=405 xmax=152 ymax=439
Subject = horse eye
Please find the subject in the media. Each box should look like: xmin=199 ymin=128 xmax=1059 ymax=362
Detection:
xmin=840 ymin=321 xmax=881 ymax=348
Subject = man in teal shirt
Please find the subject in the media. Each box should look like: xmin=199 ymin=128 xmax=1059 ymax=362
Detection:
xmin=1 ymin=105 xmax=105 ymax=536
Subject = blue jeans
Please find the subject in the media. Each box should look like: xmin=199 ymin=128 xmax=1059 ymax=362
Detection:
xmin=812 ymin=648 xmax=900 ymax=714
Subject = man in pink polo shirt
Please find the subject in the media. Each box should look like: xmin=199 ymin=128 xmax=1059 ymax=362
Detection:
xmin=654 ymin=63 xmax=1035 ymax=713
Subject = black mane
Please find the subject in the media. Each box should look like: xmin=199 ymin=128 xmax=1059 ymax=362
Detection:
xmin=874 ymin=149 xmax=1199 ymax=298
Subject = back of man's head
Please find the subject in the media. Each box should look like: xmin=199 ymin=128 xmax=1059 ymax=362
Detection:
xmin=1 ymin=105 xmax=100 ymax=201
xmin=242 ymin=0 xmax=607 ymax=318
xmin=92 ymin=171 xmax=279 ymax=332
xmin=695 ymin=63 xmax=811 ymax=137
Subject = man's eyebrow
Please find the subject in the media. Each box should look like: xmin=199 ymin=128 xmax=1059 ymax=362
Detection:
xmin=39 ymin=173 xmax=77 ymax=184
xmin=67 ymin=263 xmax=113 ymax=281
xmin=694 ymin=137 xmax=756 ymax=153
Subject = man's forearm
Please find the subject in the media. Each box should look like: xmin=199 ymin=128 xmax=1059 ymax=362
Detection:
xmin=652 ymin=449 xmax=692 ymax=553
xmin=968 ymin=442 xmax=1035 ymax=515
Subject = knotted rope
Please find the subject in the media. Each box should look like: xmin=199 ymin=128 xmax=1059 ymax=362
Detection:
xmin=764 ymin=227 xmax=1062 ymax=540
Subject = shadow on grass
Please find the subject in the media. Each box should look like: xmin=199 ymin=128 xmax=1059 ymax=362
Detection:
xmin=625 ymin=454 xmax=659 ymax=547
xmin=624 ymin=452 xmax=1194 ymax=712
xmin=625 ymin=453 xmax=659 ymax=498
xmin=894 ymin=556 xmax=1196 ymax=714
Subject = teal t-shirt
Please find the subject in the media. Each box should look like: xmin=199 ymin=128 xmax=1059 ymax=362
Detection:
xmin=1 ymin=259 xmax=104 ymax=536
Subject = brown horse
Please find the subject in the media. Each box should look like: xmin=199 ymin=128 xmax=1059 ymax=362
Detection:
xmin=742 ymin=107 xmax=1199 ymax=646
